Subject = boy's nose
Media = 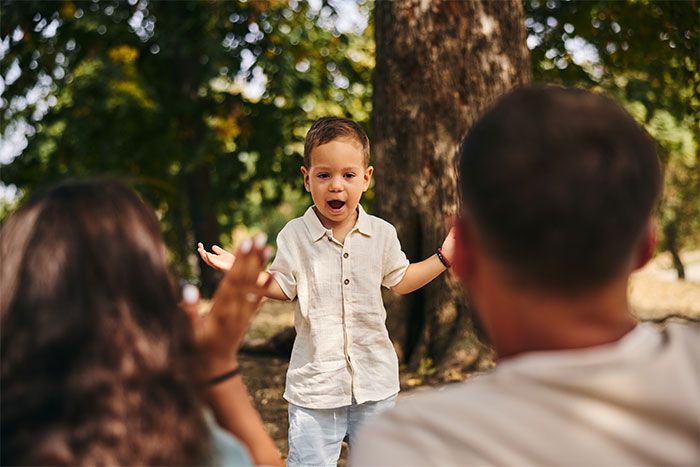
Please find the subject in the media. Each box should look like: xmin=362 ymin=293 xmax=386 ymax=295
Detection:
xmin=329 ymin=176 xmax=343 ymax=191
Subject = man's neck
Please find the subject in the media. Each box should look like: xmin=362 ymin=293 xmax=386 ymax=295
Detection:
xmin=479 ymin=274 xmax=638 ymax=360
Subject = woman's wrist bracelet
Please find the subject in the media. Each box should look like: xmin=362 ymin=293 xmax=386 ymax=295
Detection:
xmin=436 ymin=248 xmax=451 ymax=268
xmin=207 ymin=367 xmax=241 ymax=386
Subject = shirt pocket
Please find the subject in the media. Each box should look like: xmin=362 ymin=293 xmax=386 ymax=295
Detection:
xmin=288 ymin=360 xmax=348 ymax=397
xmin=305 ymin=257 xmax=341 ymax=309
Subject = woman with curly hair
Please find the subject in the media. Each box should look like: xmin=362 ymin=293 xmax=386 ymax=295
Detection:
xmin=0 ymin=180 xmax=281 ymax=466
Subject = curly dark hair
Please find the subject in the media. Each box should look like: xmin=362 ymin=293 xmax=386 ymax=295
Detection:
xmin=1 ymin=180 xmax=210 ymax=465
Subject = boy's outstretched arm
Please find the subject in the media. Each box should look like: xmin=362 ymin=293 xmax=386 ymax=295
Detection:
xmin=256 ymin=271 xmax=290 ymax=301
xmin=197 ymin=238 xmax=290 ymax=301
xmin=391 ymin=226 xmax=456 ymax=295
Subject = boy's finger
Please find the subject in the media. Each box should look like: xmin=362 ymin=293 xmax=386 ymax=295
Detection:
xmin=212 ymin=245 xmax=226 ymax=255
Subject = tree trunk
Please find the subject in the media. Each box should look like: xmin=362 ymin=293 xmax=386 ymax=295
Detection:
xmin=161 ymin=2 xmax=222 ymax=297
xmin=663 ymin=221 xmax=686 ymax=280
xmin=373 ymin=0 xmax=531 ymax=369
xmin=186 ymin=166 xmax=223 ymax=296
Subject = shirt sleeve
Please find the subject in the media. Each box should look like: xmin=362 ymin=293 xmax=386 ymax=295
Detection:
xmin=269 ymin=227 xmax=297 ymax=300
xmin=381 ymin=224 xmax=410 ymax=288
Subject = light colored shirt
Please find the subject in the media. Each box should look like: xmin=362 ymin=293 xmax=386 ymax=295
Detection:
xmin=270 ymin=205 xmax=409 ymax=409
xmin=205 ymin=410 xmax=253 ymax=466
xmin=353 ymin=321 xmax=700 ymax=466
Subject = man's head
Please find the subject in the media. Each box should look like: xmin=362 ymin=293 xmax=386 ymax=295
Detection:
xmin=456 ymin=86 xmax=661 ymax=295
xmin=301 ymin=117 xmax=373 ymax=228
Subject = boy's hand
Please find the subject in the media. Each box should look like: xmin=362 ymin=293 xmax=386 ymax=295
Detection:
xmin=440 ymin=225 xmax=457 ymax=265
xmin=198 ymin=242 xmax=235 ymax=272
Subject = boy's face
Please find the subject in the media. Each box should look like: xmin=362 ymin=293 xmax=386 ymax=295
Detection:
xmin=301 ymin=138 xmax=373 ymax=229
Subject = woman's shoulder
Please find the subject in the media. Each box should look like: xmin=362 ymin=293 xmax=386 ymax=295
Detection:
xmin=204 ymin=410 xmax=253 ymax=466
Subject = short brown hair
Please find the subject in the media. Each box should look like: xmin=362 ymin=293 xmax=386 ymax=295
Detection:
xmin=303 ymin=116 xmax=370 ymax=167
xmin=458 ymin=86 xmax=661 ymax=293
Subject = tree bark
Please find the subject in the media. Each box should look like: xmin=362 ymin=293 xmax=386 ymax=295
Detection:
xmin=159 ymin=2 xmax=222 ymax=296
xmin=186 ymin=166 xmax=222 ymax=296
xmin=663 ymin=221 xmax=686 ymax=280
xmin=373 ymin=0 xmax=531 ymax=368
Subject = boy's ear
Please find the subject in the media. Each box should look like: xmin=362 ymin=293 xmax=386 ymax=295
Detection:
xmin=634 ymin=219 xmax=657 ymax=271
xmin=363 ymin=166 xmax=374 ymax=191
xmin=300 ymin=166 xmax=311 ymax=192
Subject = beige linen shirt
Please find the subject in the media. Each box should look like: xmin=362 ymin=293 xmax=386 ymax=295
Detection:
xmin=270 ymin=205 xmax=409 ymax=409
xmin=353 ymin=322 xmax=700 ymax=466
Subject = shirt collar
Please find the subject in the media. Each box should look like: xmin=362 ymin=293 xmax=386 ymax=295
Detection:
xmin=303 ymin=206 xmax=328 ymax=242
xmin=355 ymin=204 xmax=372 ymax=236
xmin=302 ymin=204 xmax=373 ymax=242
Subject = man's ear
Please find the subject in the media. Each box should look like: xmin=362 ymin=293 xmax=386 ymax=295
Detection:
xmin=363 ymin=166 xmax=374 ymax=191
xmin=300 ymin=166 xmax=311 ymax=192
xmin=634 ymin=219 xmax=657 ymax=270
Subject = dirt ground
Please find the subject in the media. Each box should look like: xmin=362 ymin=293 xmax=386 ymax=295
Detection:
xmin=239 ymin=250 xmax=700 ymax=463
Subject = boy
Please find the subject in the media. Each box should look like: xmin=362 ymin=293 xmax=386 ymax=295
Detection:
xmin=199 ymin=116 xmax=456 ymax=465
xmin=352 ymin=86 xmax=700 ymax=466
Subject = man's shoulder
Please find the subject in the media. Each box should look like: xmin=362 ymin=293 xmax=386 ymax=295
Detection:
xmin=362 ymin=379 xmax=496 ymax=438
xmin=661 ymin=321 xmax=700 ymax=368
xmin=665 ymin=320 xmax=700 ymax=340
xmin=352 ymin=381 xmax=491 ymax=466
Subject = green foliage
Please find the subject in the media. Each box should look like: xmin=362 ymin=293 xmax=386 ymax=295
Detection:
xmin=3 ymin=0 xmax=696 ymax=282
xmin=1 ymin=0 xmax=374 ymax=283
xmin=525 ymin=0 xmax=700 ymax=268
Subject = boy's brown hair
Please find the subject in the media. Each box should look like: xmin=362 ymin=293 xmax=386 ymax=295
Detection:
xmin=303 ymin=116 xmax=370 ymax=167
xmin=458 ymin=86 xmax=662 ymax=293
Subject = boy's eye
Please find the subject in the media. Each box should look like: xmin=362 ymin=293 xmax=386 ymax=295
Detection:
xmin=344 ymin=173 xmax=356 ymax=179
xmin=317 ymin=173 xmax=330 ymax=179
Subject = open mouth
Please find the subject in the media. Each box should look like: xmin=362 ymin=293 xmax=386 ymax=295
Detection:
xmin=328 ymin=200 xmax=345 ymax=211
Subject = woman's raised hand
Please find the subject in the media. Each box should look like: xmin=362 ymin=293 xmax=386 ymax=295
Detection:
xmin=191 ymin=234 xmax=272 ymax=372
xmin=188 ymin=234 xmax=283 ymax=467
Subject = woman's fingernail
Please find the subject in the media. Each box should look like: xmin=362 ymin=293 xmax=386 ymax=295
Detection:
xmin=240 ymin=239 xmax=253 ymax=254
xmin=182 ymin=284 xmax=200 ymax=304
xmin=254 ymin=232 xmax=268 ymax=249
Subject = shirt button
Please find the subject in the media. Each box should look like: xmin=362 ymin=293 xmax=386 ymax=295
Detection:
xmin=344 ymin=279 xmax=350 ymax=285
xmin=343 ymin=253 xmax=349 ymax=259
xmin=328 ymin=237 xmax=332 ymax=242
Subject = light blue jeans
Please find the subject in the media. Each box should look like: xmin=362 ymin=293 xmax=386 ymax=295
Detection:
xmin=286 ymin=394 xmax=397 ymax=467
